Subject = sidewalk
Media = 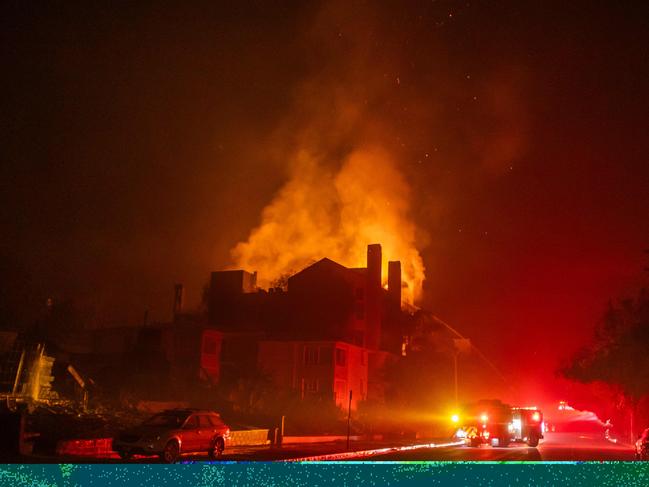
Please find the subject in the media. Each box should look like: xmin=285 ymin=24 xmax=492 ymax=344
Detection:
xmin=215 ymin=437 xmax=460 ymax=462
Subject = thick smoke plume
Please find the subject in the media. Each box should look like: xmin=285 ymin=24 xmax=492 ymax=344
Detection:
xmin=229 ymin=1 xmax=426 ymax=304
xmin=231 ymin=147 xmax=425 ymax=304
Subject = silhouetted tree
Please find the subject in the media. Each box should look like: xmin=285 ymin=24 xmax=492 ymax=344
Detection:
xmin=270 ymin=272 xmax=294 ymax=291
xmin=561 ymin=288 xmax=649 ymax=437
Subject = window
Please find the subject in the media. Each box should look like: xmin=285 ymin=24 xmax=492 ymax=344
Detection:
xmin=354 ymin=302 xmax=365 ymax=320
xmin=319 ymin=346 xmax=332 ymax=365
xmin=143 ymin=412 xmax=188 ymax=427
xmin=304 ymin=345 xmax=319 ymax=365
xmin=206 ymin=415 xmax=224 ymax=427
xmin=334 ymin=380 xmax=347 ymax=406
xmin=361 ymin=351 xmax=366 ymax=366
xmin=183 ymin=416 xmax=199 ymax=429
xmin=301 ymin=378 xmax=318 ymax=397
xmin=198 ymin=415 xmax=213 ymax=428
xmin=335 ymin=348 xmax=347 ymax=366
xmin=306 ymin=379 xmax=319 ymax=394
xmin=401 ymin=335 xmax=409 ymax=357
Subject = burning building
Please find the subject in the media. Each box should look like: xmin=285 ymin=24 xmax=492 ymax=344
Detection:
xmin=56 ymin=243 xmax=413 ymax=412
xmin=208 ymin=243 xmax=411 ymax=409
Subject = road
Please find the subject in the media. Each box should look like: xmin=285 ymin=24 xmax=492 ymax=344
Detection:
xmin=357 ymin=432 xmax=635 ymax=461
xmin=14 ymin=432 xmax=635 ymax=463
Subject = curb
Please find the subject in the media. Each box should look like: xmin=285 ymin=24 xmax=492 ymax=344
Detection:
xmin=282 ymin=440 xmax=466 ymax=462
xmin=56 ymin=438 xmax=114 ymax=457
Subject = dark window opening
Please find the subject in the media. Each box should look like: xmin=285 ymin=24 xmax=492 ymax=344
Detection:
xmin=335 ymin=348 xmax=347 ymax=366
xmin=304 ymin=345 xmax=319 ymax=365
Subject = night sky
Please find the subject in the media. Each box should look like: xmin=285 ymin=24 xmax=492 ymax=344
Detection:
xmin=2 ymin=1 xmax=648 ymax=402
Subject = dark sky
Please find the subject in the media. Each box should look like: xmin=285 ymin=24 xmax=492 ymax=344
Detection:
xmin=2 ymin=1 xmax=648 ymax=401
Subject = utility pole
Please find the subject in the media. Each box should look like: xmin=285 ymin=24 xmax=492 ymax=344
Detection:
xmin=346 ymin=390 xmax=353 ymax=450
xmin=453 ymin=338 xmax=471 ymax=406
xmin=453 ymin=351 xmax=459 ymax=406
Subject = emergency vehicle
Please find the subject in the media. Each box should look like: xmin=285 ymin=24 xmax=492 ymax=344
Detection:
xmin=451 ymin=400 xmax=544 ymax=447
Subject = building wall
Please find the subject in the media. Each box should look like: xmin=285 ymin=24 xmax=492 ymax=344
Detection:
xmin=258 ymin=340 xmax=368 ymax=410
xmin=287 ymin=259 xmax=369 ymax=346
xmin=208 ymin=270 xmax=258 ymax=326
xmin=199 ymin=329 xmax=222 ymax=383
xmin=367 ymin=350 xmax=398 ymax=403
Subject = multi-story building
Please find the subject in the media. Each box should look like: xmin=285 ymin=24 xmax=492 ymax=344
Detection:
xmin=207 ymin=243 xmax=408 ymax=410
xmin=257 ymin=340 xmax=369 ymax=409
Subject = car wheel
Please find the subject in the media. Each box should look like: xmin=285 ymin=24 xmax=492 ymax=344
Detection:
xmin=208 ymin=437 xmax=225 ymax=460
xmin=527 ymin=431 xmax=539 ymax=447
xmin=116 ymin=449 xmax=133 ymax=461
xmin=161 ymin=440 xmax=180 ymax=463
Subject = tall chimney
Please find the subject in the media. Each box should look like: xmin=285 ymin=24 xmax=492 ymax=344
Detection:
xmin=384 ymin=261 xmax=403 ymax=354
xmin=367 ymin=244 xmax=382 ymax=290
xmin=366 ymin=244 xmax=382 ymax=350
xmin=173 ymin=283 xmax=185 ymax=317
xmin=388 ymin=261 xmax=401 ymax=309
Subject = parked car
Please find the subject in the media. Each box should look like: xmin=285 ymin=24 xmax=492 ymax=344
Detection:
xmin=635 ymin=428 xmax=649 ymax=461
xmin=113 ymin=409 xmax=230 ymax=463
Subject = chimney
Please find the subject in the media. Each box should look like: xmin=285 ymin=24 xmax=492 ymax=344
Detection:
xmin=367 ymin=244 xmax=382 ymax=290
xmin=388 ymin=261 xmax=401 ymax=309
xmin=365 ymin=244 xmax=382 ymax=350
xmin=173 ymin=283 xmax=185 ymax=316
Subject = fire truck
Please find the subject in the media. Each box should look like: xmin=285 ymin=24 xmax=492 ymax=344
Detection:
xmin=451 ymin=400 xmax=544 ymax=447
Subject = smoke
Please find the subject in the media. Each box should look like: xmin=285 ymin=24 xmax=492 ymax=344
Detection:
xmin=228 ymin=1 xmax=428 ymax=303
xmin=231 ymin=147 xmax=425 ymax=303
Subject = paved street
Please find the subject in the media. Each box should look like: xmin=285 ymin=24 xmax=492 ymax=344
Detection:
xmin=357 ymin=432 xmax=635 ymax=462
xmin=7 ymin=430 xmax=637 ymax=463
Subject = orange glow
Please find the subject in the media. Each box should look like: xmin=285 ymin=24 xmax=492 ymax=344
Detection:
xmin=532 ymin=411 xmax=540 ymax=422
xmin=230 ymin=148 xmax=425 ymax=304
xmin=480 ymin=413 xmax=488 ymax=423
xmin=451 ymin=414 xmax=460 ymax=423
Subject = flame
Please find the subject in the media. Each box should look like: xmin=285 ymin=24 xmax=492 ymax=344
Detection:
xmin=230 ymin=147 xmax=425 ymax=304
xmin=227 ymin=1 xmax=427 ymax=304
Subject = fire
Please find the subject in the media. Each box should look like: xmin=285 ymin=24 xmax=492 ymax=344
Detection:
xmin=230 ymin=147 xmax=425 ymax=304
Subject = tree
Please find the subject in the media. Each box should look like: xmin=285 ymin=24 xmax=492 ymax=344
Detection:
xmin=561 ymin=288 xmax=649 ymax=438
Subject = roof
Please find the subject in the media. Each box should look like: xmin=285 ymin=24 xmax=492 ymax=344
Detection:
xmin=289 ymin=258 xmax=367 ymax=286
xmin=290 ymin=257 xmax=348 ymax=278
xmin=161 ymin=408 xmax=221 ymax=416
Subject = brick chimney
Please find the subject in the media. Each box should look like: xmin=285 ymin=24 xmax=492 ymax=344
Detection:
xmin=366 ymin=244 xmax=382 ymax=350
xmin=387 ymin=261 xmax=401 ymax=310
xmin=367 ymin=244 xmax=382 ymax=290
xmin=173 ymin=283 xmax=184 ymax=317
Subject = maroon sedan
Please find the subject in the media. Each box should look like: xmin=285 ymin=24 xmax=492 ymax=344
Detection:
xmin=113 ymin=409 xmax=230 ymax=463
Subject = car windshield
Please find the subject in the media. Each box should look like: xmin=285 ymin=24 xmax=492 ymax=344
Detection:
xmin=142 ymin=412 xmax=189 ymax=428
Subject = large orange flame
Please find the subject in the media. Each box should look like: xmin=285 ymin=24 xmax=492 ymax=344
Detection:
xmin=230 ymin=147 xmax=425 ymax=304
